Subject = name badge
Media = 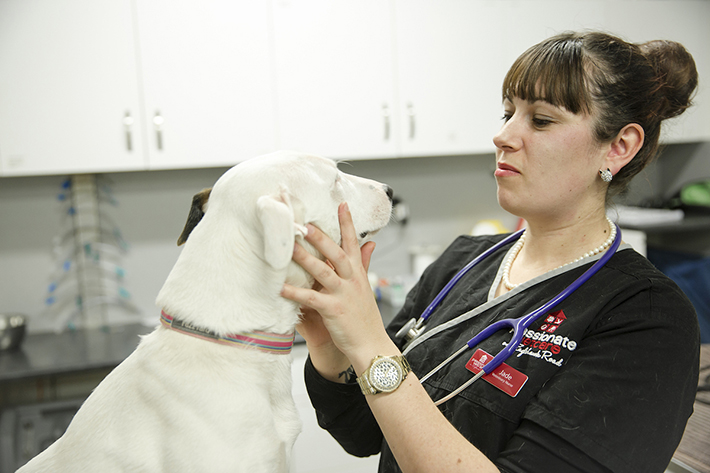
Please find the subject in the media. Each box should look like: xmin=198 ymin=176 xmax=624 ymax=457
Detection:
xmin=465 ymin=349 xmax=528 ymax=398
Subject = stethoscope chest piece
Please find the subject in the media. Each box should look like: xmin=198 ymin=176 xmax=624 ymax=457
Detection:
xmin=395 ymin=317 xmax=426 ymax=344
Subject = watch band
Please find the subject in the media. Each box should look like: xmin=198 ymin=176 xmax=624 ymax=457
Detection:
xmin=357 ymin=355 xmax=411 ymax=395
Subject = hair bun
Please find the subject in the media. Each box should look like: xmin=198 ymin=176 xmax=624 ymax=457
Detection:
xmin=639 ymin=40 xmax=698 ymax=120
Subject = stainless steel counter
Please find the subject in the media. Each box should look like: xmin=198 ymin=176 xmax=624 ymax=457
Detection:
xmin=0 ymin=323 xmax=154 ymax=383
xmin=0 ymin=323 xmax=156 ymax=471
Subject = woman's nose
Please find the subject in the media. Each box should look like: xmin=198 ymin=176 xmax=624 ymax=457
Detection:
xmin=493 ymin=116 xmax=522 ymax=152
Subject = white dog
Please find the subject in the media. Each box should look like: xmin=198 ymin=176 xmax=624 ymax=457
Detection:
xmin=18 ymin=151 xmax=393 ymax=473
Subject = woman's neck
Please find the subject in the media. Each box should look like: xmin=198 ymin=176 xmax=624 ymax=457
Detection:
xmin=521 ymin=214 xmax=613 ymax=270
xmin=497 ymin=212 xmax=614 ymax=296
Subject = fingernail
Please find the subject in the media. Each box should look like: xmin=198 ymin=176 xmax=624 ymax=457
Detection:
xmin=341 ymin=202 xmax=349 ymax=213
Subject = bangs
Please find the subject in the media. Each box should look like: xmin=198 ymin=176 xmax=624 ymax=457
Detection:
xmin=502 ymin=33 xmax=593 ymax=115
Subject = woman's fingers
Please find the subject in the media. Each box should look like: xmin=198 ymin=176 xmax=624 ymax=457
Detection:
xmin=297 ymin=204 xmax=360 ymax=280
xmin=281 ymin=282 xmax=320 ymax=311
xmin=281 ymin=202 xmax=387 ymax=359
xmin=287 ymin=201 xmax=375 ymax=295
xmin=291 ymin=241 xmax=342 ymax=291
xmin=337 ymin=202 xmax=361 ymax=256
xmin=361 ymin=241 xmax=376 ymax=273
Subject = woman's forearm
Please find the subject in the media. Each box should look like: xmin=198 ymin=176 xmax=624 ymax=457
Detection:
xmin=307 ymin=342 xmax=355 ymax=383
xmin=350 ymin=339 xmax=499 ymax=473
xmin=366 ymin=374 xmax=498 ymax=473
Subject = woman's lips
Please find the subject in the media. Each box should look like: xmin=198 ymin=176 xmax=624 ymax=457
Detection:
xmin=494 ymin=162 xmax=520 ymax=177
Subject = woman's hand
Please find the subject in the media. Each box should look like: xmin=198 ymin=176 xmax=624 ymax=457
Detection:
xmin=293 ymin=282 xmax=332 ymax=350
xmin=281 ymin=202 xmax=395 ymax=371
xmin=291 ymin=263 xmax=364 ymax=384
xmin=284 ymin=204 xmax=498 ymax=473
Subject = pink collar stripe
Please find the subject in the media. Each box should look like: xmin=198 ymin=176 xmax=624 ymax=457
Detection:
xmin=160 ymin=311 xmax=295 ymax=355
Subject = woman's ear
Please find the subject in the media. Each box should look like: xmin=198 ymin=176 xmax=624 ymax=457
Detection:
xmin=604 ymin=123 xmax=644 ymax=174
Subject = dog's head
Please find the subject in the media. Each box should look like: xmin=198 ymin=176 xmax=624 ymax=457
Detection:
xmin=174 ymin=151 xmax=392 ymax=289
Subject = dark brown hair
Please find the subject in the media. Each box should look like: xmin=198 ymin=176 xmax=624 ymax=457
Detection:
xmin=502 ymin=31 xmax=698 ymax=198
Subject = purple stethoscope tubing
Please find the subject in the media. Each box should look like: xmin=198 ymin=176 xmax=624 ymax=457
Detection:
xmin=395 ymin=229 xmax=526 ymax=341
xmin=409 ymin=225 xmax=622 ymax=404
xmin=471 ymin=223 xmax=621 ymax=376
xmin=419 ymin=229 xmax=526 ymax=322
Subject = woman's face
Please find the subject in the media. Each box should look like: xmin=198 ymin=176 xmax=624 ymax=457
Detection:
xmin=492 ymin=96 xmax=608 ymax=224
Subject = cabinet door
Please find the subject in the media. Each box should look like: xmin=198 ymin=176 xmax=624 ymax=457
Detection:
xmin=272 ymin=0 xmax=398 ymax=160
xmin=393 ymin=0 xmax=507 ymax=157
xmin=135 ymin=0 xmax=277 ymax=169
xmin=499 ymin=0 xmax=710 ymax=144
xmin=499 ymin=1 xmax=605 ymax=67
xmin=604 ymin=0 xmax=710 ymax=144
xmin=0 ymin=0 xmax=145 ymax=176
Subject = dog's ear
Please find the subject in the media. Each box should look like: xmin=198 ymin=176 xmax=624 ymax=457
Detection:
xmin=177 ymin=188 xmax=212 ymax=246
xmin=257 ymin=193 xmax=297 ymax=269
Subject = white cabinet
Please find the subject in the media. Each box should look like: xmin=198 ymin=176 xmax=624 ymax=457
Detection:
xmin=2 ymin=0 xmax=708 ymax=177
xmin=499 ymin=0 xmax=710 ymax=145
xmin=0 ymin=0 xmax=146 ymax=176
xmin=498 ymin=1 xmax=606 ymax=66
xmin=272 ymin=0 xmax=510 ymax=160
xmin=135 ymin=0 xmax=277 ymax=169
xmin=603 ymin=0 xmax=710 ymax=144
xmin=0 ymin=0 xmax=276 ymax=176
xmin=393 ymin=0 xmax=507 ymax=157
xmin=271 ymin=0 xmax=398 ymax=160
xmin=274 ymin=0 xmax=710 ymax=156
xmin=489 ymin=0 xmax=606 ymax=155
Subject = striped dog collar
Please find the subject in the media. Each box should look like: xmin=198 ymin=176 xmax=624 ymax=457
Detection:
xmin=160 ymin=310 xmax=295 ymax=355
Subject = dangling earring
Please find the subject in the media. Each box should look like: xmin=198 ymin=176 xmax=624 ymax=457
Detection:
xmin=599 ymin=168 xmax=613 ymax=183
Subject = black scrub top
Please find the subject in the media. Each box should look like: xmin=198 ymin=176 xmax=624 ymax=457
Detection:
xmin=305 ymin=233 xmax=700 ymax=473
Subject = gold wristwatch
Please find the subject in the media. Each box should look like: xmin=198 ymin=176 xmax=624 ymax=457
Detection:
xmin=357 ymin=355 xmax=411 ymax=395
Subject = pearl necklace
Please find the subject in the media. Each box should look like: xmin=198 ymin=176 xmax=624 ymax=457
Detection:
xmin=501 ymin=216 xmax=617 ymax=291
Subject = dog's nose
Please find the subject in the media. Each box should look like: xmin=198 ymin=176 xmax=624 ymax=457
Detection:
xmin=385 ymin=186 xmax=394 ymax=202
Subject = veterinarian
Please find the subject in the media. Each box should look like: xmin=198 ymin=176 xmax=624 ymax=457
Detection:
xmin=281 ymin=31 xmax=701 ymax=473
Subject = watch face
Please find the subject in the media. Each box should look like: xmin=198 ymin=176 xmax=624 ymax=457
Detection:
xmin=371 ymin=358 xmax=403 ymax=392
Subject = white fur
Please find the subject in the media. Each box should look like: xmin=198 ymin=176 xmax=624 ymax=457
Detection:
xmin=18 ymin=151 xmax=392 ymax=473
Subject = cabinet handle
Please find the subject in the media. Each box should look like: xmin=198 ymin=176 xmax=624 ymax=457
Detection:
xmin=153 ymin=111 xmax=164 ymax=151
xmin=407 ymin=102 xmax=416 ymax=140
xmin=382 ymin=103 xmax=390 ymax=141
xmin=123 ymin=111 xmax=134 ymax=151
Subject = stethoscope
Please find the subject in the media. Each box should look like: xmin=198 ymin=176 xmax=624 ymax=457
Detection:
xmin=396 ymin=224 xmax=622 ymax=406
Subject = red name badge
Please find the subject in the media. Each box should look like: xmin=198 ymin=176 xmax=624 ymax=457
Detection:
xmin=465 ymin=349 xmax=528 ymax=397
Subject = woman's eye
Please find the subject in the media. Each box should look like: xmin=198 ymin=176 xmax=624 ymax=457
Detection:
xmin=501 ymin=112 xmax=513 ymax=122
xmin=532 ymin=116 xmax=553 ymax=128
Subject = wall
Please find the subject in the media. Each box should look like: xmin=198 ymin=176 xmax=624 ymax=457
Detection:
xmin=619 ymin=141 xmax=710 ymax=255
xmin=621 ymin=141 xmax=710 ymax=204
xmin=0 ymin=174 xmax=62 ymax=331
